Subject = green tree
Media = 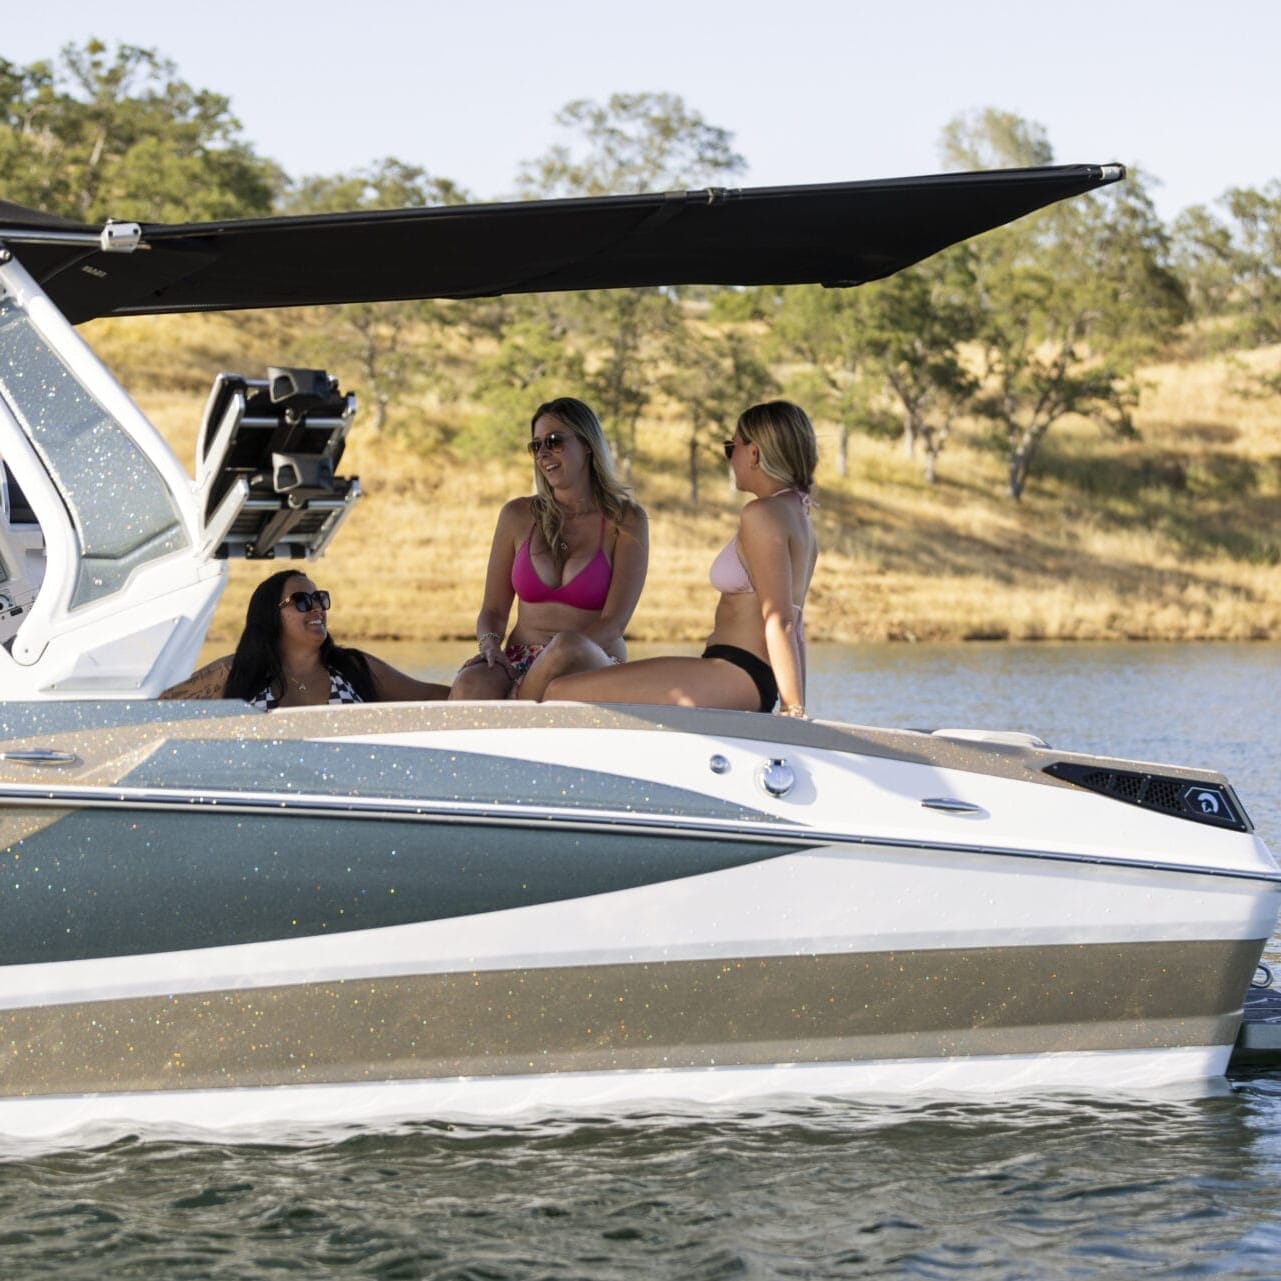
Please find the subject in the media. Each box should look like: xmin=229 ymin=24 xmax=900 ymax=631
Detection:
xmin=280 ymin=159 xmax=470 ymax=435
xmin=1173 ymin=183 xmax=1281 ymax=348
xmin=976 ymin=178 xmax=1187 ymax=499
xmin=583 ymin=288 xmax=680 ymax=474
xmin=517 ymin=92 xmax=744 ymax=198
xmin=942 ymin=112 xmax=1188 ymax=499
xmin=0 ymin=40 xmax=274 ymax=220
xmin=1171 ymin=204 xmax=1238 ymax=326
xmin=939 ymin=107 xmax=1054 ymax=172
xmin=861 ymin=247 xmax=980 ymax=484
xmin=764 ymin=284 xmax=869 ymax=476
xmin=0 ymin=55 xmax=68 ymax=211
xmin=515 ymin=93 xmax=746 ymax=475
xmin=661 ymin=324 xmax=777 ymax=504
xmin=466 ymin=298 xmax=587 ymax=454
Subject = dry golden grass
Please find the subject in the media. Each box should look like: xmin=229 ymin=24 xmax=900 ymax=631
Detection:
xmin=100 ymin=314 xmax=1281 ymax=647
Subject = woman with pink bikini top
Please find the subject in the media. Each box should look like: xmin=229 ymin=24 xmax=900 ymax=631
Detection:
xmin=449 ymin=397 xmax=649 ymax=703
xmin=510 ymin=514 xmax=614 ymax=611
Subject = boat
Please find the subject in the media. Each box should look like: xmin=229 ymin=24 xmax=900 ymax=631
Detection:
xmin=0 ymin=164 xmax=1276 ymax=1140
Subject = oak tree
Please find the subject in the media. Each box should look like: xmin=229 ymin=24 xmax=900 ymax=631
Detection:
xmin=0 ymin=40 xmax=273 ymax=221
xmin=943 ymin=111 xmax=1187 ymax=499
xmin=514 ymin=93 xmax=746 ymax=476
xmin=281 ymin=159 xmax=471 ymax=434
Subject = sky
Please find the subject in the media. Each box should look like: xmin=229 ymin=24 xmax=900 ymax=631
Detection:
xmin=3 ymin=0 xmax=1278 ymax=225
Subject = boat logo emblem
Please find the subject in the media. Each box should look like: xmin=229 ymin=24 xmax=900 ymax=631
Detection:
xmin=1180 ymin=784 xmax=1237 ymax=825
xmin=1191 ymin=790 xmax=1221 ymax=815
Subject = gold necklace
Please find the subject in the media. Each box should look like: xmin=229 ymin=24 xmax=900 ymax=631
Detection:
xmin=284 ymin=669 xmax=315 ymax=694
xmin=556 ymin=503 xmax=597 ymax=553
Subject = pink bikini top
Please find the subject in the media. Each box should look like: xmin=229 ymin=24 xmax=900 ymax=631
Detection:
xmin=709 ymin=537 xmax=754 ymax=594
xmin=512 ymin=516 xmax=613 ymax=611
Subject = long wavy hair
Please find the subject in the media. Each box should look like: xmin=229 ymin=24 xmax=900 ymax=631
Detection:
xmin=737 ymin=400 xmax=818 ymax=494
xmin=223 ymin=568 xmax=376 ymax=703
xmin=528 ymin=398 xmax=632 ymax=560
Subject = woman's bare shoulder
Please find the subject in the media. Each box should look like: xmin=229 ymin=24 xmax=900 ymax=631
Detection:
xmin=500 ymin=495 xmax=535 ymax=520
xmin=616 ymin=499 xmax=649 ymax=535
xmin=739 ymin=494 xmax=790 ymax=534
xmin=158 ymin=655 xmax=233 ymax=700
xmin=490 ymin=496 xmax=533 ymax=542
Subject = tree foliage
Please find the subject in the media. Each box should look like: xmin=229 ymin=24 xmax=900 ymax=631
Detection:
xmin=4 ymin=42 xmax=1268 ymax=510
xmin=1173 ymin=182 xmax=1281 ymax=349
xmin=860 ymin=248 xmax=980 ymax=484
xmin=466 ymin=299 xmax=587 ymax=454
xmin=280 ymin=159 xmax=471 ymax=435
xmin=764 ymin=285 xmax=869 ymax=477
xmin=942 ymin=115 xmax=1188 ymax=498
xmin=764 ymin=250 xmax=981 ymax=486
xmin=0 ymin=40 xmax=274 ymax=220
xmin=939 ymin=107 xmax=1054 ymax=171
xmin=661 ymin=324 xmax=777 ymax=503
xmin=517 ymin=92 xmax=745 ymax=198
xmin=510 ymin=93 xmax=747 ymax=478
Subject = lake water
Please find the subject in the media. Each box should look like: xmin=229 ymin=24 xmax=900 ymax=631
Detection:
xmin=3 ymin=642 xmax=1280 ymax=1279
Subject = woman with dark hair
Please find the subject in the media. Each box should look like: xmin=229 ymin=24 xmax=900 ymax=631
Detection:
xmin=450 ymin=396 xmax=648 ymax=702
xmin=160 ymin=569 xmax=449 ymax=708
xmin=540 ymin=401 xmax=818 ymax=717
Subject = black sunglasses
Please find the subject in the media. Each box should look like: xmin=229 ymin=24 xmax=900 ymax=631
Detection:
xmin=528 ymin=432 xmax=569 ymax=456
xmin=722 ymin=439 xmax=738 ymax=460
xmin=279 ymin=589 xmax=330 ymax=613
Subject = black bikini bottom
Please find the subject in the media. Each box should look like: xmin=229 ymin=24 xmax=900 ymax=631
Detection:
xmin=701 ymin=644 xmax=778 ymax=713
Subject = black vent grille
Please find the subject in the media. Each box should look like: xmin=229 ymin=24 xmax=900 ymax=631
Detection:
xmin=1145 ymin=778 xmax=1186 ymax=813
xmin=1044 ymin=762 xmax=1250 ymax=832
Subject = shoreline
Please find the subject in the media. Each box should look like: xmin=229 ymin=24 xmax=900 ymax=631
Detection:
xmin=127 ymin=341 xmax=1281 ymax=652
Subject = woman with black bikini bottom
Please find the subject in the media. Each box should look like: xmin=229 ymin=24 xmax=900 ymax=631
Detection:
xmin=542 ymin=401 xmax=817 ymax=719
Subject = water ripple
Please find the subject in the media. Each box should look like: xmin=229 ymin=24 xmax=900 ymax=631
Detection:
xmin=0 ymin=1092 xmax=1276 ymax=1278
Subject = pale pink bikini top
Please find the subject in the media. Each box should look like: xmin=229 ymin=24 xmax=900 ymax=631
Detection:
xmin=709 ymin=537 xmax=755 ymax=594
xmin=511 ymin=515 xmax=613 ymax=611
xmin=708 ymin=488 xmax=810 ymax=633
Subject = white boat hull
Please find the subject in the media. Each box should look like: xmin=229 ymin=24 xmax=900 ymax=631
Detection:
xmin=0 ymin=701 xmax=1275 ymax=1139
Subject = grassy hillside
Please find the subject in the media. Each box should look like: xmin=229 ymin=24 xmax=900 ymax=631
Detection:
xmin=87 ymin=312 xmax=1281 ymax=649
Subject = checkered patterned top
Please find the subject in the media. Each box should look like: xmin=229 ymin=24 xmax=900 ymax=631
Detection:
xmin=250 ymin=668 xmax=365 ymax=711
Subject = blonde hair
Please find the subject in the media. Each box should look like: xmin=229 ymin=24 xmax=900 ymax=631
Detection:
xmin=737 ymin=400 xmax=818 ymax=493
xmin=528 ymin=398 xmax=632 ymax=558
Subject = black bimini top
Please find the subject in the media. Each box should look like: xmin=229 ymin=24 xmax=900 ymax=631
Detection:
xmin=0 ymin=163 xmax=1123 ymax=323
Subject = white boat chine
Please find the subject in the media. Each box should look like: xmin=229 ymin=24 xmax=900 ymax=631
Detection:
xmin=0 ymin=166 xmax=1276 ymax=1140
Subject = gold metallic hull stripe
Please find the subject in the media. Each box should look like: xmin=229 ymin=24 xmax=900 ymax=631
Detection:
xmin=0 ymin=938 xmax=1259 ymax=1097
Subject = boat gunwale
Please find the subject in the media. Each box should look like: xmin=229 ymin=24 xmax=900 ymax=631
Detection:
xmin=0 ymin=778 xmax=1276 ymax=886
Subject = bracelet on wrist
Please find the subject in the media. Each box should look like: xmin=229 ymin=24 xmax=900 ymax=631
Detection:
xmin=777 ymin=703 xmax=808 ymax=719
xmin=477 ymin=631 xmax=502 ymax=650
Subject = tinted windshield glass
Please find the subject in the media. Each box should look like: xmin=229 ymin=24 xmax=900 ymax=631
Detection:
xmin=0 ymin=297 xmax=187 ymax=607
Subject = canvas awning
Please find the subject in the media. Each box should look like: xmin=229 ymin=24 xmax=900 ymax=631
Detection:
xmin=0 ymin=163 xmax=1123 ymax=323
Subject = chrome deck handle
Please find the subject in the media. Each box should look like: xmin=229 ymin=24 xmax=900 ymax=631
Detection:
xmin=0 ymin=748 xmax=81 ymax=767
xmin=921 ymin=797 xmax=984 ymax=814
